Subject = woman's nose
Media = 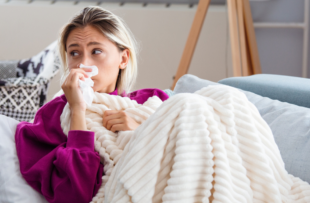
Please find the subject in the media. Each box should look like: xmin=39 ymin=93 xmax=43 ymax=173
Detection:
xmin=80 ymin=56 xmax=92 ymax=66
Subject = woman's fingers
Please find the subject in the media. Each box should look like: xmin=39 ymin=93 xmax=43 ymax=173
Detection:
xmin=104 ymin=110 xmax=120 ymax=116
xmin=68 ymin=68 xmax=90 ymax=82
xmin=62 ymin=67 xmax=93 ymax=88
xmin=71 ymin=72 xmax=86 ymax=85
xmin=103 ymin=110 xmax=122 ymax=127
xmin=66 ymin=68 xmax=93 ymax=88
xmin=61 ymin=71 xmax=71 ymax=88
xmin=110 ymin=124 xmax=123 ymax=133
xmin=80 ymin=67 xmax=93 ymax=73
xmin=102 ymin=110 xmax=120 ymax=126
xmin=78 ymin=68 xmax=93 ymax=81
xmin=61 ymin=68 xmax=95 ymax=111
xmin=60 ymin=67 xmax=94 ymax=112
xmin=106 ymin=118 xmax=123 ymax=130
xmin=102 ymin=110 xmax=139 ymax=132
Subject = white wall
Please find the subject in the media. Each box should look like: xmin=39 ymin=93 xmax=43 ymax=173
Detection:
xmin=0 ymin=1 xmax=231 ymax=103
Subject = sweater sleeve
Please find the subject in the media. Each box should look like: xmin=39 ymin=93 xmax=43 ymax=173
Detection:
xmin=15 ymin=95 xmax=103 ymax=203
xmin=129 ymin=88 xmax=169 ymax=104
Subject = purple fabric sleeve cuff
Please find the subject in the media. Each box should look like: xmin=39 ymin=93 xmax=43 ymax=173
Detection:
xmin=67 ymin=130 xmax=95 ymax=151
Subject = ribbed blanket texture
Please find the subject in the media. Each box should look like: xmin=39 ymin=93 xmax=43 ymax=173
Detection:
xmin=60 ymin=85 xmax=310 ymax=203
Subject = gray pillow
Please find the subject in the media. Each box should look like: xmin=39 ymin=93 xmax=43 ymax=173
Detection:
xmin=0 ymin=61 xmax=18 ymax=80
xmin=174 ymin=74 xmax=310 ymax=184
xmin=243 ymin=91 xmax=310 ymax=184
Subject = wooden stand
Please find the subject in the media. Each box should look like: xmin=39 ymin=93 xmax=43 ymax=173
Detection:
xmin=171 ymin=0 xmax=261 ymax=90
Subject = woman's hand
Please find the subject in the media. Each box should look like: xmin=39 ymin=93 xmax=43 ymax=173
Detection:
xmin=102 ymin=110 xmax=140 ymax=132
xmin=62 ymin=67 xmax=92 ymax=131
xmin=61 ymin=67 xmax=92 ymax=112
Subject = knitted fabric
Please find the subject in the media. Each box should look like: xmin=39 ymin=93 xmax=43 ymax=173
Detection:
xmin=60 ymin=85 xmax=310 ymax=203
xmin=60 ymin=91 xmax=163 ymax=202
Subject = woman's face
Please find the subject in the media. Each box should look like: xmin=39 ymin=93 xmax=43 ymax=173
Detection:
xmin=66 ymin=25 xmax=129 ymax=93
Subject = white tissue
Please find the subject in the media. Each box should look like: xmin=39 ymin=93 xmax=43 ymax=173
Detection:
xmin=78 ymin=64 xmax=98 ymax=107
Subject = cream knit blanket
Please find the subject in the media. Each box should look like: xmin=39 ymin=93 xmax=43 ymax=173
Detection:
xmin=60 ymin=85 xmax=310 ymax=203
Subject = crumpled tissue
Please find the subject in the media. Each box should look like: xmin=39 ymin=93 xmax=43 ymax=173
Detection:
xmin=78 ymin=63 xmax=98 ymax=107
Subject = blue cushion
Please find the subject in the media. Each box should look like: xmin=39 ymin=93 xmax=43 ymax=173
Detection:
xmin=163 ymin=89 xmax=176 ymax=97
xmin=174 ymin=74 xmax=310 ymax=184
xmin=218 ymin=74 xmax=310 ymax=108
xmin=174 ymin=74 xmax=219 ymax=93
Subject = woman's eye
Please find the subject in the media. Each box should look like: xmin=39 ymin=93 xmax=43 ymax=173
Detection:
xmin=70 ymin=51 xmax=79 ymax=57
xmin=93 ymin=49 xmax=102 ymax=55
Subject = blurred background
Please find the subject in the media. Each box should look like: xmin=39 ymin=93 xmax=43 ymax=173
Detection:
xmin=0 ymin=0 xmax=309 ymax=102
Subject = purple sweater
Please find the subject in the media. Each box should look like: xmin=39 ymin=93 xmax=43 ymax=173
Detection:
xmin=15 ymin=88 xmax=168 ymax=203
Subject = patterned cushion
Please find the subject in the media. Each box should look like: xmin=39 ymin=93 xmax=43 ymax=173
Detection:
xmin=0 ymin=60 xmax=18 ymax=80
xmin=16 ymin=41 xmax=58 ymax=78
xmin=0 ymin=77 xmax=49 ymax=122
xmin=0 ymin=41 xmax=62 ymax=122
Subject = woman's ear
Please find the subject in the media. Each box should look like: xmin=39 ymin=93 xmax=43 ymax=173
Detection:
xmin=119 ymin=49 xmax=130 ymax=69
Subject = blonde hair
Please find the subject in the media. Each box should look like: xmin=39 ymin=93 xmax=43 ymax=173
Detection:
xmin=59 ymin=6 xmax=138 ymax=95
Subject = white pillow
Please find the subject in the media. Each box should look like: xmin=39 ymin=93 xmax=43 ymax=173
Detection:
xmin=16 ymin=41 xmax=60 ymax=79
xmin=34 ymin=41 xmax=61 ymax=84
xmin=0 ymin=115 xmax=48 ymax=203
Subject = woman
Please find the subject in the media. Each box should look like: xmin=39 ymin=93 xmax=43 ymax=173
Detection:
xmin=15 ymin=6 xmax=168 ymax=203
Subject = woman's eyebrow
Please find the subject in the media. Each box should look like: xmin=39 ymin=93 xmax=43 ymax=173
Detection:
xmin=68 ymin=43 xmax=79 ymax=48
xmin=67 ymin=42 xmax=103 ymax=49
xmin=87 ymin=41 xmax=104 ymax=46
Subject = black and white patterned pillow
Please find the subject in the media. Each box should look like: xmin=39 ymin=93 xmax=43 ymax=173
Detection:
xmin=0 ymin=77 xmax=49 ymax=122
xmin=0 ymin=41 xmax=62 ymax=122
xmin=16 ymin=41 xmax=59 ymax=78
